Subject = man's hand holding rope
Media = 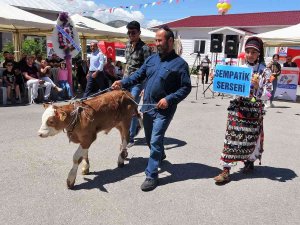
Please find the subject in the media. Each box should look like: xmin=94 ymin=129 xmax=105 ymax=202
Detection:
xmin=111 ymin=81 xmax=122 ymax=90
xmin=111 ymin=80 xmax=168 ymax=109
xmin=156 ymin=98 xmax=168 ymax=109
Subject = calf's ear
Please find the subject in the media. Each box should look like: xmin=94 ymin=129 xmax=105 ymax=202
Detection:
xmin=59 ymin=111 xmax=67 ymax=121
xmin=43 ymin=103 xmax=50 ymax=109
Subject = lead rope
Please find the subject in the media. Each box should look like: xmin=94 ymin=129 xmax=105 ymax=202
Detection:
xmin=79 ymin=87 xmax=112 ymax=101
xmin=77 ymin=87 xmax=158 ymax=113
xmin=63 ymin=102 xmax=94 ymax=134
xmin=121 ymin=89 xmax=157 ymax=113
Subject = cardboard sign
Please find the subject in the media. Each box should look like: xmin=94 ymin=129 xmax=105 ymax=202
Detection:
xmin=274 ymin=67 xmax=299 ymax=102
xmin=213 ymin=65 xmax=252 ymax=97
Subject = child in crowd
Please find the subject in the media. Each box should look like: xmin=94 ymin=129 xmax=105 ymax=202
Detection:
xmin=57 ymin=61 xmax=72 ymax=100
xmin=14 ymin=63 xmax=25 ymax=94
xmin=3 ymin=62 xmax=21 ymax=104
xmin=104 ymin=58 xmax=119 ymax=85
xmin=114 ymin=61 xmax=124 ymax=79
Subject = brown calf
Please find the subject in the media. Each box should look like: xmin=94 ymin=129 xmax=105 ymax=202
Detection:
xmin=38 ymin=90 xmax=139 ymax=188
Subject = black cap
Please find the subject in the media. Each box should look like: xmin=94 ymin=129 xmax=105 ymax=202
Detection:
xmin=245 ymin=37 xmax=263 ymax=53
xmin=126 ymin=21 xmax=140 ymax=31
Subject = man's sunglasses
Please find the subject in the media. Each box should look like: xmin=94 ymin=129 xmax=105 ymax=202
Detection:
xmin=127 ymin=31 xmax=138 ymax=36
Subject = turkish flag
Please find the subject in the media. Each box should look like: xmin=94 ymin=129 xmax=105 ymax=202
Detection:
xmin=98 ymin=41 xmax=106 ymax=53
xmin=104 ymin=42 xmax=116 ymax=61
xmin=97 ymin=41 xmax=116 ymax=61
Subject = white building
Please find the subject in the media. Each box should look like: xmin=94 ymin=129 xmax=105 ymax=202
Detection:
xmin=152 ymin=11 xmax=300 ymax=66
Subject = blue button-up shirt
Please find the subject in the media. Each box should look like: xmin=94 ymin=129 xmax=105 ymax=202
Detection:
xmin=122 ymin=50 xmax=191 ymax=115
xmin=89 ymin=49 xmax=105 ymax=72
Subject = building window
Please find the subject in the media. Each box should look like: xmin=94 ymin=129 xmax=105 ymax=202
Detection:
xmin=194 ymin=40 xmax=206 ymax=54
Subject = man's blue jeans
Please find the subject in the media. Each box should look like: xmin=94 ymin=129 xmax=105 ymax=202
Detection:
xmin=83 ymin=71 xmax=109 ymax=98
xmin=143 ymin=111 xmax=174 ymax=179
xmin=128 ymin=84 xmax=143 ymax=142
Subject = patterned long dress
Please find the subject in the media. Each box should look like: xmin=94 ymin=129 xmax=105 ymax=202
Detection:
xmin=220 ymin=63 xmax=272 ymax=167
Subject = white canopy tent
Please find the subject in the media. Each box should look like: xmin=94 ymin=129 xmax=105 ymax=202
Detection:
xmin=0 ymin=4 xmax=56 ymax=60
xmin=71 ymin=14 xmax=127 ymax=39
xmin=257 ymin=23 xmax=300 ymax=46
xmin=0 ymin=4 xmax=55 ymax=32
xmin=0 ymin=3 xmax=53 ymax=82
xmin=116 ymin=26 xmax=156 ymax=42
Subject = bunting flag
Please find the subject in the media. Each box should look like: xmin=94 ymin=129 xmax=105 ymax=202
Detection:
xmin=80 ymin=0 xmax=185 ymax=14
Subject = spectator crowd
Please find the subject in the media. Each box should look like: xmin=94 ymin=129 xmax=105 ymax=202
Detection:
xmin=0 ymin=50 xmax=125 ymax=105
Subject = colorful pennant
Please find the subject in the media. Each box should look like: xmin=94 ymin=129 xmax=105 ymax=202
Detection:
xmin=79 ymin=0 xmax=184 ymax=14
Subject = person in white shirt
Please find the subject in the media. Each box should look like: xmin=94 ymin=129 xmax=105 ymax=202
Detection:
xmin=200 ymin=55 xmax=211 ymax=84
xmin=83 ymin=41 xmax=108 ymax=98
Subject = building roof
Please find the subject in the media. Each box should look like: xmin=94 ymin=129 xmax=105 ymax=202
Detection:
xmin=153 ymin=11 xmax=300 ymax=28
xmin=2 ymin=0 xmax=62 ymax=13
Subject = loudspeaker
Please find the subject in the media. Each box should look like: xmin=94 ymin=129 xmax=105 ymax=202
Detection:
xmin=210 ymin=34 xmax=223 ymax=53
xmin=225 ymin=35 xmax=239 ymax=57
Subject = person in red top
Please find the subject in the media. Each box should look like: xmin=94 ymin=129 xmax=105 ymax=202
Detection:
xmin=57 ymin=61 xmax=72 ymax=99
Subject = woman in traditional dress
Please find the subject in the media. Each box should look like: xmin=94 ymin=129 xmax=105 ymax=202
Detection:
xmin=214 ymin=37 xmax=272 ymax=184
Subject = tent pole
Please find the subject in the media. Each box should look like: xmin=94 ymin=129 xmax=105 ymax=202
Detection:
xmin=80 ymin=37 xmax=87 ymax=60
xmin=13 ymin=31 xmax=22 ymax=61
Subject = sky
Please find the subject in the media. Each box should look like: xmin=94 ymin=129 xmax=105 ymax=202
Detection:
xmin=53 ymin=0 xmax=300 ymax=28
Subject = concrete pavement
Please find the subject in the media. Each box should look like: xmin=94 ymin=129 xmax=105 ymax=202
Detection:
xmin=1 ymin=81 xmax=300 ymax=225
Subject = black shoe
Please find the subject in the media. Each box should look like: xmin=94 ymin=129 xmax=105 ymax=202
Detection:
xmin=32 ymin=98 xmax=40 ymax=104
xmin=42 ymin=98 xmax=51 ymax=103
xmin=160 ymin=153 xmax=166 ymax=162
xmin=141 ymin=178 xmax=158 ymax=192
xmin=243 ymin=161 xmax=254 ymax=173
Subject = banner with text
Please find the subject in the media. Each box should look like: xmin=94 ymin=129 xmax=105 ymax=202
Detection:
xmin=213 ymin=65 xmax=252 ymax=97
xmin=274 ymin=67 xmax=299 ymax=102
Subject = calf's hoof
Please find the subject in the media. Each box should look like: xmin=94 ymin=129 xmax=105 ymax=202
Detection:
xmin=66 ymin=179 xmax=75 ymax=189
xmin=82 ymin=168 xmax=90 ymax=175
xmin=118 ymin=162 xmax=125 ymax=168
xmin=121 ymin=151 xmax=128 ymax=159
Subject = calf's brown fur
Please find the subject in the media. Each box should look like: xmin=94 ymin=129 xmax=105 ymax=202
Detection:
xmin=38 ymin=90 xmax=139 ymax=188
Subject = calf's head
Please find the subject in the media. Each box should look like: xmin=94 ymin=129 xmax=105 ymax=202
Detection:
xmin=38 ymin=104 xmax=68 ymax=138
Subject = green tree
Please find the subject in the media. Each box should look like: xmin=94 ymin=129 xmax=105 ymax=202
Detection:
xmin=0 ymin=41 xmax=14 ymax=62
xmin=21 ymin=39 xmax=44 ymax=56
xmin=2 ymin=41 xmax=14 ymax=53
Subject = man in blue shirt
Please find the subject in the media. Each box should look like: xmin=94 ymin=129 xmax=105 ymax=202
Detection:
xmin=112 ymin=26 xmax=191 ymax=191
xmin=83 ymin=41 xmax=108 ymax=97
